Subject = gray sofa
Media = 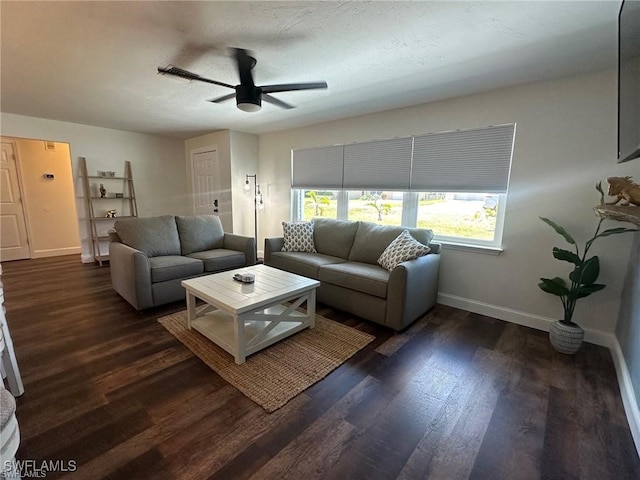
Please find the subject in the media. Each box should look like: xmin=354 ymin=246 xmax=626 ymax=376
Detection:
xmin=265 ymin=218 xmax=440 ymax=331
xmin=109 ymin=215 xmax=256 ymax=310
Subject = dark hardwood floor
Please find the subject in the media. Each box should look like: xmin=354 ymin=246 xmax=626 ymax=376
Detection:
xmin=1 ymin=255 xmax=639 ymax=479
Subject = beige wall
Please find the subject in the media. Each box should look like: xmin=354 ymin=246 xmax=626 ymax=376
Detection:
xmin=229 ymin=131 xmax=259 ymax=237
xmin=0 ymin=113 xmax=188 ymax=262
xmin=258 ymin=69 xmax=640 ymax=338
xmin=184 ymin=130 xmax=258 ymax=236
xmin=10 ymin=138 xmax=81 ymax=258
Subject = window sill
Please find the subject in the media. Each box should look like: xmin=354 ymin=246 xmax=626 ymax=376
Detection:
xmin=438 ymin=241 xmax=504 ymax=255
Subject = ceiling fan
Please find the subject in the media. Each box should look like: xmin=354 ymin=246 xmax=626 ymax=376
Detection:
xmin=158 ymin=48 xmax=328 ymax=112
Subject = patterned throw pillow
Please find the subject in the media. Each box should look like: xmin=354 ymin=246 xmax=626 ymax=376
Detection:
xmin=377 ymin=230 xmax=430 ymax=271
xmin=282 ymin=221 xmax=317 ymax=253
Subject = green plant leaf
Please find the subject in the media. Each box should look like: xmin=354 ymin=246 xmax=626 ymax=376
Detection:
xmin=576 ymin=283 xmax=606 ymax=298
xmin=569 ymin=256 xmax=600 ymax=285
xmin=552 ymin=247 xmax=582 ymax=265
xmin=596 ymin=181 xmax=605 ymax=204
xmin=538 ymin=277 xmax=570 ymax=296
xmin=596 ymin=227 xmax=640 ymax=238
xmin=539 ymin=217 xmax=576 ymax=245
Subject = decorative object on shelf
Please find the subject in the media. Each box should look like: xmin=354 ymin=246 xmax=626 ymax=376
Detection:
xmin=539 ymin=183 xmax=639 ymax=354
xmin=105 ymin=209 xmax=117 ymax=218
xmin=594 ymin=178 xmax=640 ymax=227
xmin=98 ymin=170 xmax=116 ymax=177
xmin=99 ymin=184 xmax=106 ymax=198
xmin=115 ymin=193 xmax=124 ymax=198
xmin=605 ymin=176 xmax=640 ymax=207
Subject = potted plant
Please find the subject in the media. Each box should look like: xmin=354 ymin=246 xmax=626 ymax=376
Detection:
xmin=538 ymin=183 xmax=639 ymax=353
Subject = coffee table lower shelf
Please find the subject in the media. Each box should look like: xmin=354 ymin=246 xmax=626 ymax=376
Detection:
xmin=190 ymin=303 xmax=314 ymax=364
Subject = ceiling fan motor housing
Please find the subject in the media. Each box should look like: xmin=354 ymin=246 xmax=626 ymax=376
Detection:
xmin=236 ymin=85 xmax=262 ymax=111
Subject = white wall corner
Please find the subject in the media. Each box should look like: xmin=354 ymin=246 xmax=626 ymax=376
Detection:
xmin=437 ymin=293 xmax=640 ymax=457
xmin=610 ymin=337 xmax=640 ymax=458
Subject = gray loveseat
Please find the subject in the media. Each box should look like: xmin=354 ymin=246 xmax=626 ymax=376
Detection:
xmin=109 ymin=215 xmax=256 ymax=310
xmin=265 ymin=218 xmax=440 ymax=331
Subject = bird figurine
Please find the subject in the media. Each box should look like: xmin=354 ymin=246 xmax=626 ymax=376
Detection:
xmin=99 ymin=183 xmax=106 ymax=198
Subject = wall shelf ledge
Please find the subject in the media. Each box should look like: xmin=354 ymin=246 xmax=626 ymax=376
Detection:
xmin=594 ymin=205 xmax=640 ymax=228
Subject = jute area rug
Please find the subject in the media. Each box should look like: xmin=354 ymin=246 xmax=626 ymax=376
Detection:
xmin=158 ymin=310 xmax=374 ymax=413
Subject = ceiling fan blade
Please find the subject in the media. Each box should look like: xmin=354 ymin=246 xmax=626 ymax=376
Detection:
xmin=231 ymin=48 xmax=256 ymax=86
xmin=260 ymin=82 xmax=328 ymax=94
xmin=157 ymin=65 xmax=235 ymax=89
xmin=208 ymin=93 xmax=236 ymax=104
xmin=262 ymin=93 xmax=295 ymax=109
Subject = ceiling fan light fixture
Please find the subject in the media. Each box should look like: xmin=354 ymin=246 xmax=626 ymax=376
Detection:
xmin=237 ymin=101 xmax=261 ymax=112
xmin=236 ymin=85 xmax=262 ymax=112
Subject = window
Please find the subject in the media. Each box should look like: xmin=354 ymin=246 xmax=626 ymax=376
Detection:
xmin=299 ymin=190 xmax=339 ymax=221
xmin=346 ymin=191 xmax=403 ymax=225
xmin=416 ymin=192 xmax=504 ymax=245
xmin=293 ymin=189 xmax=505 ymax=247
xmin=291 ymin=124 xmax=515 ymax=250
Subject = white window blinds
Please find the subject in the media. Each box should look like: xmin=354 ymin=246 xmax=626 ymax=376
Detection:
xmin=291 ymin=145 xmax=344 ymax=189
xmin=411 ymin=124 xmax=515 ymax=193
xmin=343 ymin=137 xmax=413 ymax=190
xmin=291 ymin=124 xmax=515 ymax=193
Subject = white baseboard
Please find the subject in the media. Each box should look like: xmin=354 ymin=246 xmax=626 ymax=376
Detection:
xmin=437 ymin=292 xmax=640 ymax=457
xmin=32 ymin=246 xmax=82 ymax=259
xmin=436 ymin=293 xmax=611 ymax=346
xmin=610 ymin=338 xmax=640 ymax=457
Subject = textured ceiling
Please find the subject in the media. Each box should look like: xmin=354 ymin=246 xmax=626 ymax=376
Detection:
xmin=0 ymin=1 xmax=620 ymax=139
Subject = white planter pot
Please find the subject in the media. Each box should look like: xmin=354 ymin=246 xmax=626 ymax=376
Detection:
xmin=549 ymin=320 xmax=584 ymax=354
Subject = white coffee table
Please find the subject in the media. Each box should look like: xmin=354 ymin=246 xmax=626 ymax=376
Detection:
xmin=181 ymin=264 xmax=320 ymax=364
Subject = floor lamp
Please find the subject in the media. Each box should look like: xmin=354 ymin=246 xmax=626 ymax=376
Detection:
xmin=245 ymin=174 xmax=264 ymax=260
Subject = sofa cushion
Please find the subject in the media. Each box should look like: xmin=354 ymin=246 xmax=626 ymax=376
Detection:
xmin=115 ymin=215 xmax=181 ymax=257
xmin=149 ymin=255 xmax=203 ymax=283
xmin=268 ymin=251 xmax=346 ymax=279
xmin=175 ymin=215 xmax=225 ymax=255
xmin=318 ymin=262 xmax=389 ymax=299
xmin=378 ymin=230 xmax=431 ymax=271
xmin=312 ymin=218 xmax=360 ymax=259
xmin=187 ymin=249 xmax=246 ymax=272
xmin=282 ymin=222 xmax=317 ymax=253
xmin=348 ymin=222 xmax=433 ymax=264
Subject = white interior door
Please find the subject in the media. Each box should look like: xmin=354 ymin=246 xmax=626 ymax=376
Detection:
xmin=0 ymin=141 xmax=30 ymax=261
xmin=192 ymin=149 xmax=221 ymax=216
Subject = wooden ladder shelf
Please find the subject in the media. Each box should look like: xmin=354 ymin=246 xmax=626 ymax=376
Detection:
xmin=79 ymin=157 xmax=138 ymax=265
